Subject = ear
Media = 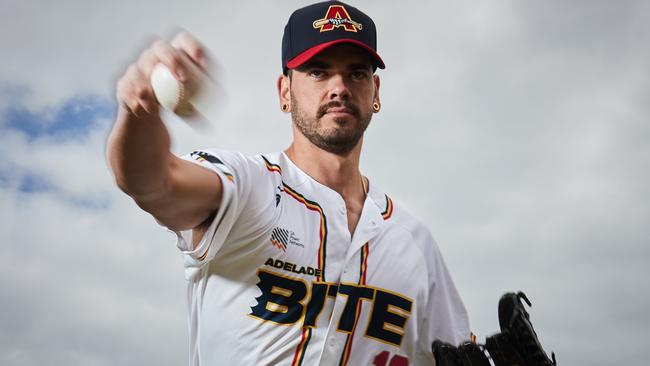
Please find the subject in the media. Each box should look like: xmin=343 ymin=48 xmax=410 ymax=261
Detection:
xmin=277 ymin=74 xmax=291 ymax=112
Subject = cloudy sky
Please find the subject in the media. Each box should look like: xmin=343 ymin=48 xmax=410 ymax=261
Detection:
xmin=1 ymin=0 xmax=648 ymax=365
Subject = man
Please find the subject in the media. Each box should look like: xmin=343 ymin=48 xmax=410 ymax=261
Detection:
xmin=107 ymin=1 xmax=469 ymax=365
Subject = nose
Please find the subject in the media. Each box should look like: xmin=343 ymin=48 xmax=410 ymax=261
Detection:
xmin=327 ymin=73 xmax=351 ymax=100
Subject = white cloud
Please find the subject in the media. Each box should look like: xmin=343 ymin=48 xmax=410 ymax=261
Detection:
xmin=1 ymin=0 xmax=649 ymax=365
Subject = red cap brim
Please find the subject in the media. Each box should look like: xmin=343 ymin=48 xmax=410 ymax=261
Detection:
xmin=286 ymin=39 xmax=385 ymax=70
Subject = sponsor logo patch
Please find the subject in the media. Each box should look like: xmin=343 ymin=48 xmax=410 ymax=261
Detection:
xmin=270 ymin=227 xmax=289 ymax=251
xmin=269 ymin=227 xmax=304 ymax=252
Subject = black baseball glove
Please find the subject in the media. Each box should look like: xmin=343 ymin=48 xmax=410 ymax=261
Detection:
xmin=433 ymin=291 xmax=557 ymax=366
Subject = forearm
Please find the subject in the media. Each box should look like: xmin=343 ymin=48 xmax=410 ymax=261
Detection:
xmin=107 ymin=105 xmax=174 ymax=201
xmin=107 ymin=32 xmax=223 ymax=230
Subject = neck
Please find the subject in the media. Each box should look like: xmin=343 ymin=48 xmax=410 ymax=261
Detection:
xmin=284 ymin=132 xmax=365 ymax=202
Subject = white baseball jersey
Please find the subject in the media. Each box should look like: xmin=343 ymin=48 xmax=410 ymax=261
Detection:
xmin=170 ymin=149 xmax=469 ymax=366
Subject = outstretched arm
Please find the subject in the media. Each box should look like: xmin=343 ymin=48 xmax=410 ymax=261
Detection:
xmin=106 ymin=32 xmax=222 ymax=232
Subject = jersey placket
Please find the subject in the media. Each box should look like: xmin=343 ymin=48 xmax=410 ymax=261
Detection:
xmin=317 ymin=199 xmax=384 ymax=365
xmin=294 ymin=185 xmax=351 ymax=366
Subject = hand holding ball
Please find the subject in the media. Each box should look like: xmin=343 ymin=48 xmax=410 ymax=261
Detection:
xmin=150 ymin=58 xmax=212 ymax=117
xmin=150 ymin=64 xmax=191 ymax=115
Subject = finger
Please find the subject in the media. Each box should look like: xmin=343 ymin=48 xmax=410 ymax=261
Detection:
xmin=116 ymin=79 xmax=136 ymax=116
xmin=116 ymin=72 xmax=132 ymax=106
xmin=116 ymin=67 xmax=141 ymax=111
xmin=118 ymin=65 xmax=157 ymax=116
xmin=144 ymin=40 xmax=188 ymax=82
xmin=127 ymin=66 xmax=158 ymax=114
xmin=122 ymin=86 xmax=143 ymax=117
xmin=136 ymin=47 xmax=161 ymax=77
xmin=128 ymin=84 xmax=157 ymax=115
xmin=171 ymin=31 xmax=209 ymax=69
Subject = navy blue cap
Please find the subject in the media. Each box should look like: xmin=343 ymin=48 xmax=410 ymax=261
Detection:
xmin=281 ymin=1 xmax=385 ymax=75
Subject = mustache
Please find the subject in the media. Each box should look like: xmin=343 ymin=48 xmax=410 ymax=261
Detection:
xmin=316 ymin=101 xmax=360 ymax=118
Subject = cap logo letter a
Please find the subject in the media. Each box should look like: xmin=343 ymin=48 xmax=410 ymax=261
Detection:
xmin=312 ymin=5 xmax=362 ymax=32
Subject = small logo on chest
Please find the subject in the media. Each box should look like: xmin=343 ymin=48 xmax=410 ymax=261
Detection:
xmin=275 ymin=185 xmax=283 ymax=207
xmin=269 ymin=227 xmax=304 ymax=252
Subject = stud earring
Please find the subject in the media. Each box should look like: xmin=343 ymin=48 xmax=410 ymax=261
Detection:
xmin=372 ymin=101 xmax=381 ymax=112
xmin=281 ymin=104 xmax=290 ymax=112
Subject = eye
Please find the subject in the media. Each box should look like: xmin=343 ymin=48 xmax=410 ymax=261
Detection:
xmin=308 ymin=69 xmax=326 ymax=79
xmin=350 ymin=70 xmax=370 ymax=81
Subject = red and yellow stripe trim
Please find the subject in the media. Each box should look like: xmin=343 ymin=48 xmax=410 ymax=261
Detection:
xmin=381 ymin=195 xmax=393 ymax=220
xmin=339 ymin=242 xmax=370 ymax=366
xmin=196 ymin=249 xmax=209 ymax=261
xmin=291 ymin=327 xmax=312 ymax=366
xmin=262 ymin=155 xmax=283 ymax=174
xmin=282 ymin=183 xmax=328 ymax=281
xmin=194 ymin=156 xmax=235 ymax=183
xmin=359 ymin=242 xmax=369 ymax=285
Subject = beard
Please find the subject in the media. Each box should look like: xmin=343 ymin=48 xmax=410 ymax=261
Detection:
xmin=290 ymin=92 xmax=373 ymax=155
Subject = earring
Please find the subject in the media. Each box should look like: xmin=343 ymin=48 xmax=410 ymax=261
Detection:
xmin=281 ymin=104 xmax=290 ymax=112
xmin=372 ymin=101 xmax=381 ymax=112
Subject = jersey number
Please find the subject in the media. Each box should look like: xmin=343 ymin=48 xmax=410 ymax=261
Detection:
xmin=372 ymin=351 xmax=409 ymax=366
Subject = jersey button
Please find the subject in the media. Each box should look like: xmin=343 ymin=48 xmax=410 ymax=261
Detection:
xmin=338 ymin=207 xmax=346 ymax=215
xmin=329 ymin=339 xmax=336 ymax=347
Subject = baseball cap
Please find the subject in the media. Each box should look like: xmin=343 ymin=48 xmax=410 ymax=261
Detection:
xmin=281 ymin=1 xmax=385 ymax=75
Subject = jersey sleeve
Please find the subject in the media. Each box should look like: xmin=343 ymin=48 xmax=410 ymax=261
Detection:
xmin=169 ymin=149 xmax=277 ymax=270
xmin=416 ymin=229 xmax=471 ymax=362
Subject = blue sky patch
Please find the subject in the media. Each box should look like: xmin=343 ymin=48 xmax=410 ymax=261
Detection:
xmin=0 ymin=170 xmax=10 ymax=188
xmin=8 ymin=171 xmax=111 ymax=210
xmin=18 ymin=173 xmax=53 ymax=193
xmin=3 ymin=94 xmax=116 ymax=140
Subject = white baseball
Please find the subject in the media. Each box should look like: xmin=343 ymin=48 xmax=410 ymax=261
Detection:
xmin=150 ymin=63 xmax=199 ymax=116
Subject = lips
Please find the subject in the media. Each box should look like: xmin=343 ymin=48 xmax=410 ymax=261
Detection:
xmin=325 ymin=107 xmax=353 ymax=114
xmin=318 ymin=102 xmax=359 ymax=118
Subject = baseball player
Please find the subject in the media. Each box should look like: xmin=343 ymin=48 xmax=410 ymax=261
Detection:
xmin=107 ymin=1 xmax=470 ymax=365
